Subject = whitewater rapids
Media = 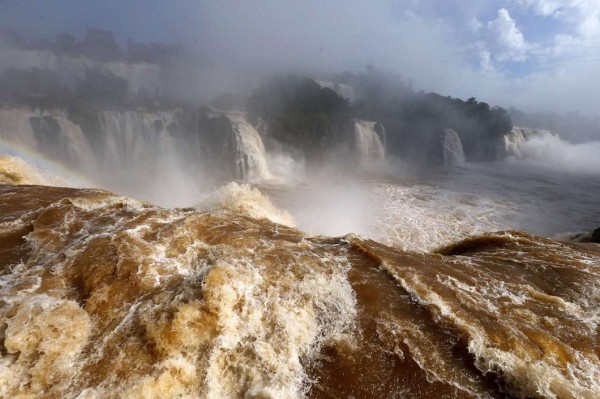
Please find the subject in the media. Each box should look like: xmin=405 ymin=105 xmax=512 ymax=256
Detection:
xmin=0 ymin=184 xmax=598 ymax=399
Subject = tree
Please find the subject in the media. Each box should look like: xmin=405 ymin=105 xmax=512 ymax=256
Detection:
xmin=55 ymin=33 xmax=78 ymax=55
xmin=248 ymin=75 xmax=348 ymax=161
xmin=76 ymin=68 xmax=129 ymax=104
xmin=80 ymin=29 xmax=121 ymax=61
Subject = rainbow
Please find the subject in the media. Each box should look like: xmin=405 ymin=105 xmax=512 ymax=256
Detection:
xmin=0 ymin=138 xmax=98 ymax=188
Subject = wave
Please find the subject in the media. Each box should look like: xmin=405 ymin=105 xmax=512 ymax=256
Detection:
xmin=195 ymin=182 xmax=296 ymax=227
xmin=0 ymin=184 xmax=598 ymax=398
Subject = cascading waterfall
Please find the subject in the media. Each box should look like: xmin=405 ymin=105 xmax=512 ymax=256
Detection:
xmin=352 ymin=120 xmax=386 ymax=164
xmin=443 ymin=128 xmax=465 ymax=166
xmin=95 ymin=109 xmax=209 ymax=206
xmin=503 ymin=127 xmax=555 ymax=159
xmin=201 ymin=110 xmax=272 ymax=181
xmin=229 ymin=114 xmax=272 ymax=181
xmin=503 ymin=126 xmax=600 ymax=174
xmin=0 ymin=106 xmax=95 ymax=170
xmin=0 ymin=106 xmax=274 ymax=202
xmin=98 ymin=110 xmax=179 ymax=168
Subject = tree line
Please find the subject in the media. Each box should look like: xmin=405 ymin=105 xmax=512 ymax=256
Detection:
xmin=247 ymin=70 xmax=513 ymax=165
xmin=0 ymin=28 xmax=182 ymax=64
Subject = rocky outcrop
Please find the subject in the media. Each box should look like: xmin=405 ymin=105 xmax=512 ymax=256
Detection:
xmin=570 ymin=228 xmax=600 ymax=244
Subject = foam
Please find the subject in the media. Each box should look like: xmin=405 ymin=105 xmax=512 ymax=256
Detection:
xmin=505 ymin=127 xmax=600 ymax=175
xmin=371 ymin=235 xmax=600 ymax=399
xmin=0 ymin=188 xmax=357 ymax=398
xmin=2 ymin=295 xmax=91 ymax=397
xmin=373 ymin=183 xmax=514 ymax=252
xmin=196 ymin=182 xmax=296 ymax=227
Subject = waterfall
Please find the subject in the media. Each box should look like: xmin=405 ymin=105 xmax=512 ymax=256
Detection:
xmin=443 ymin=129 xmax=465 ymax=166
xmin=98 ymin=110 xmax=179 ymax=168
xmin=504 ymin=127 xmax=555 ymax=159
xmin=225 ymin=113 xmax=271 ymax=181
xmin=0 ymin=106 xmax=95 ymax=169
xmin=353 ymin=120 xmax=386 ymax=164
xmin=503 ymin=127 xmax=600 ymax=174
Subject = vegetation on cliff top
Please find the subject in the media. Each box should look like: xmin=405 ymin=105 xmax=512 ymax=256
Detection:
xmin=247 ymin=71 xmax=512 ymax=164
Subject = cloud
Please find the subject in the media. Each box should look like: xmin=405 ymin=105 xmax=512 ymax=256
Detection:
xmin=479 ymin=50 xmax=497 ymax=74
xmin=511 ymin=0 xmax=600 ymax=47
xmin=511 ymin=0 xmax=566 ymax=16
xmin=484 ymin=8 xmax=532 ymax=62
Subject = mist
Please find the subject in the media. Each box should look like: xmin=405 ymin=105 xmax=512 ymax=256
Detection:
xmin=1 ymin=0 xmax=599 ymax=118
xmin=508 ymin=134 xmax=600 ymax=175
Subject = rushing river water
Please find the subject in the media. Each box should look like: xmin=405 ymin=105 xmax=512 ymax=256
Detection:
xmin=0 ymin=136 xmax=599 ymax=398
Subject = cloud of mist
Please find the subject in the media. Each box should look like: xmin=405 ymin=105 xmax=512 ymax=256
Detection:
xmin=1 ymin=1 xmax=600 ymax=116
xmin=509 ymin=134 xmax=600 ymax=175
xmin=191 ymin=0 xmax=600 ymax=116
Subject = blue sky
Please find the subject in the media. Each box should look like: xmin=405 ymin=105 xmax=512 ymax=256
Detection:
xmin=1 ymin=0 xmax=599 ymax=114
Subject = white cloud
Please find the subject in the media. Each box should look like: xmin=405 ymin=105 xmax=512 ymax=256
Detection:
xmin=511 ymin=0 xmax=600 ymax=46
xmin=479 ymin=50 xmax=497 ymax=73
xmin=469 ymin=18 xmax=483 ymax=32
xmin=485 ymin=8 xmax=532 ymax=62
xmin=511 ymin=0 xmax=566 ymax=16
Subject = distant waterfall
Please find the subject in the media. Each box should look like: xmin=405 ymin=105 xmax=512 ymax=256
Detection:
xmin=0 ymin=106 xmax=95 ymax=169
xmin=353 ymin=120 xmax=385 ymax=164
xmin=443 ymin=129 xmax=465 ymax=166
xmin=221 ymin=112 xmax=271 ymax=181
xmin=98 ymin=110 xmax=180 ymax=168
xmin=504 ymin=127 xmax=555 ymax=159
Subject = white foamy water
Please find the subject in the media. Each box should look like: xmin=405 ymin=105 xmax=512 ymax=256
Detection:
xmin=196 ymin=182 xmax=296 ymax=227
xmin=261 ymin=177 xmax=515 ymax=253
xmin=510 ymin=135 xmax=600 ymax=175
xmin=263 ymin=160 xmax=600 ymax=253
xmin=373 ymin=182 xmax=513 ymax=252
xmin=0 ymin=187 xmax=357 ymax=398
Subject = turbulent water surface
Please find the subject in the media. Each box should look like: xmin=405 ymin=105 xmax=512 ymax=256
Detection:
xmin=0 ymin=183 xmax=598 ymax=398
